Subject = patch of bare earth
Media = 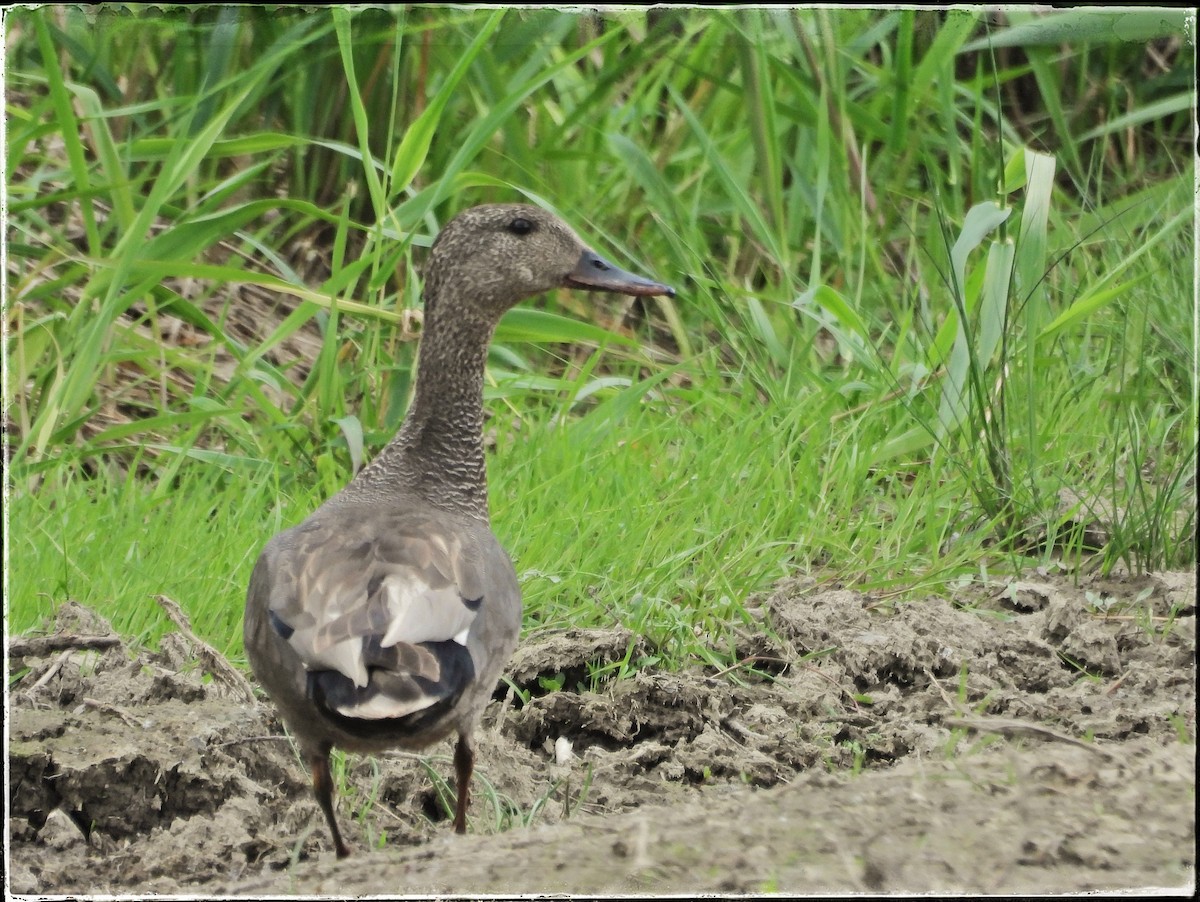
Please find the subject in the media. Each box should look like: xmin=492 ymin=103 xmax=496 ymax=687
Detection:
xmin=7 ymin=570 xmax=1195 ymax=895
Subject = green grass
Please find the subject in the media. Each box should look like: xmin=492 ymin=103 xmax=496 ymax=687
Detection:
xmin=5 ymin=7 xmax=1196 ymax=672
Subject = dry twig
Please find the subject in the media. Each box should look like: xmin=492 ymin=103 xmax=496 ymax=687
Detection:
xmin=944 ymin=716 xmax=1118 ymax=760
xmin=9 ymin=634 xmax=121 ymax=657
xmin=25 ymin=650 xmax=74 ymax=695
xmin=82 ymin=697 xmax=142 ymax=730
xmin=154 ymin=594 xmax=257 ymax=705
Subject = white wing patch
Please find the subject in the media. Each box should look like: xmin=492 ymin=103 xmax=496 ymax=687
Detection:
xmin=295 ymin=631 xmax=369 ymax=687
xmin=378 ymin=573 xmax=475 ymax=648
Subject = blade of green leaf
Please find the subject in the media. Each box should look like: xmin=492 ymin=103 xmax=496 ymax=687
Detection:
xmin=495 ymin=308 xmax=634 ymax=347
xmin=389 ymin=10 xmax=505 ymax=192
xmin=963 ymin=8 xmax=1190 ymax=51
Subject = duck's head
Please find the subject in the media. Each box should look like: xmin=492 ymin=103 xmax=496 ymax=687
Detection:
xmin=426 ymin=203 xmax=675 ymax=314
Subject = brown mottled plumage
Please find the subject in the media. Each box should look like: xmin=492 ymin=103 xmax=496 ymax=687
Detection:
xmin=243 ymin=204 xmax=674 ymax=857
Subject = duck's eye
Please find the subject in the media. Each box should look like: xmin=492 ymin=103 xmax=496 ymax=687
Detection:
xmin=507 ymin=217 xmax=535 ymax=236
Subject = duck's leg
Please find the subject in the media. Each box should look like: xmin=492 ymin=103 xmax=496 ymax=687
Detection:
xmin=453 ymin=733 xmax=474 ymax=834
xmin=311 ymin=746 xmax=351 ymax=858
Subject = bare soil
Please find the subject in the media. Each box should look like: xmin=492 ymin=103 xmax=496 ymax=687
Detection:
xmin=8 ymin=569 xmax=1195 ymax=896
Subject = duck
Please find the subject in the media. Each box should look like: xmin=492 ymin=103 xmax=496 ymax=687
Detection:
xmin=243 ymin=203 xmax=675 ymax=858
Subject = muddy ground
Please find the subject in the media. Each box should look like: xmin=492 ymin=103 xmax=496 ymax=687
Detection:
xmin=7 ymin=569 xmax=1195 ymax=896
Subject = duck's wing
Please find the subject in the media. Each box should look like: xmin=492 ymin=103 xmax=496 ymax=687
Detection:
xmin=260 ymin=510 xmax=488 ymax=721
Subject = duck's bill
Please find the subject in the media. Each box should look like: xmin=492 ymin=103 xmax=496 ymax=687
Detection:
xmin=565 ymin=249 xmax=676 ymax=298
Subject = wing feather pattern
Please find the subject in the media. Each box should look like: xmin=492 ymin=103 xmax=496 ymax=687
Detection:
xmin=265 ymin=511 xmax=483 ymax=721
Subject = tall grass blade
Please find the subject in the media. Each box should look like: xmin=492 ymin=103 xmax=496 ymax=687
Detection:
xmin=389 ymin=10 xmax=506 ymax=194
xmin=936 ymin=202 xmax=1011 ymax=438
xmin=963 ymin=8 xmax=1191 ymax=50
xmin=33 ymin=14 xmax=100 ymax=254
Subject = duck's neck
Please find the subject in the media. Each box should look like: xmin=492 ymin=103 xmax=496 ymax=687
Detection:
xmin=345 ymin=283 xmax=495 ymax=521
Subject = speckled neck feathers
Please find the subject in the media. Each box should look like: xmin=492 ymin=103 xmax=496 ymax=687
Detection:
xmin=344 ymin=274 xmax=495 ymax=521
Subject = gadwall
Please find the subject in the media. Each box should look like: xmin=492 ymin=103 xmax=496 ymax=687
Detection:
xmin=244 ymin=203 xmax=674 ymax=857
